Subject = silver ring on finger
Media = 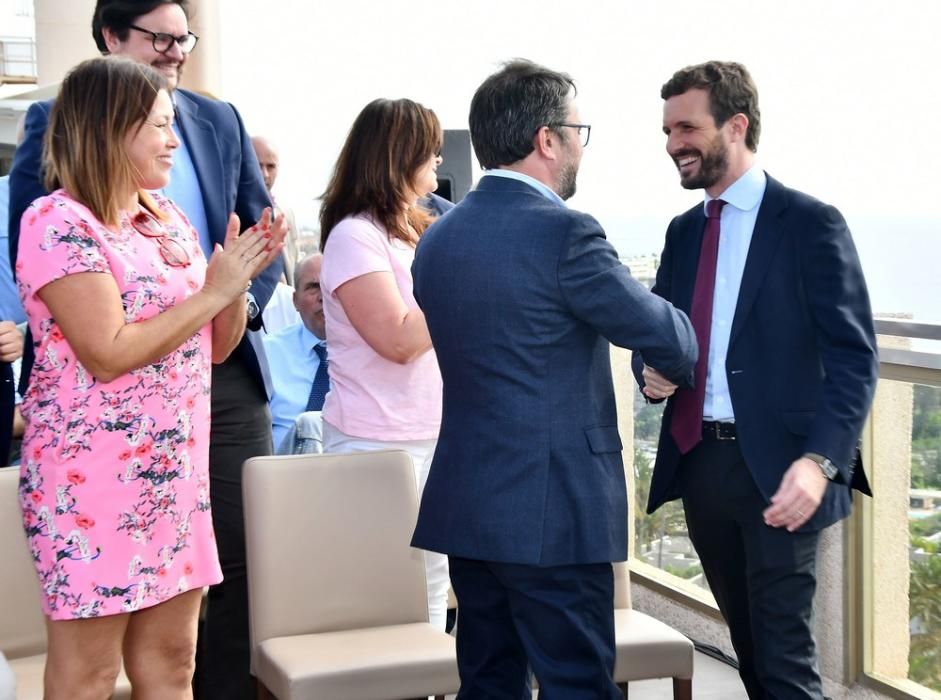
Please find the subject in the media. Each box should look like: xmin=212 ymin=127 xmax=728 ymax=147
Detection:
xmin=796 ymin=509 xmax=805 ymax=518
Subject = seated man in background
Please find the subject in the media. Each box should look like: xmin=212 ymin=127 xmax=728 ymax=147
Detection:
xmin=262 ymin=254 xmax=329 ymax=453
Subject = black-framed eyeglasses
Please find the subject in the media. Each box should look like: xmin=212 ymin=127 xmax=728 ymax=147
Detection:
xmin=131 ymin=209 xmax=191 ymax=268
xmin=548 ymin=123 xmax=591 ymax=147
xmin=129 ymin=24 xmax=199 ymax=54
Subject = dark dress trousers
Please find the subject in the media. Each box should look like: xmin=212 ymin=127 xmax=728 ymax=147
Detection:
xmin=633 ymin=174 xmax=878 ymax=699
xmin=412 ymin=175 xmax=697 ymax=698
xmin=8 ymin=89 xmax=283 ymax=700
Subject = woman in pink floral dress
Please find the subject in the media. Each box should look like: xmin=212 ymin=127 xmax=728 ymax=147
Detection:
xmin=15 ymin=57 xmax=282 ymax=699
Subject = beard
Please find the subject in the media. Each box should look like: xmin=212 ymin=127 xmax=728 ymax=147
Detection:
xmin=675 ymin=133 xmax=729 ymax=190
xmin=557 ymin=161 xmax=578 ymax=201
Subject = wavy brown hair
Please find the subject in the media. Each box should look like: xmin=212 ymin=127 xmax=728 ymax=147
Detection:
xmin=45 ymin=56 xmax=167 ymax=226
xmin=319 ymin=98 xmax=443 ymax=250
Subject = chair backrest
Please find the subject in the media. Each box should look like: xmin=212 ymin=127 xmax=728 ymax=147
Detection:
xmin=613 ymin=560 xmax=631 ymax=610
xmin=243 ymin=450 xmax=430 ymax=650
xmin=0 ymin=467 xmax=48 ymax=658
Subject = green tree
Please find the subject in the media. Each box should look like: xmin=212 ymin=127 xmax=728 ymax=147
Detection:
xmin=911 ymin=385 xmax=941 ymax=489
xmin=633 ymin=447 xmax=687 ymax=566
xmin=909 ymin=554 xmax=941 ymax=691
xmin=912 ymin=512 xmax=941 ymax=539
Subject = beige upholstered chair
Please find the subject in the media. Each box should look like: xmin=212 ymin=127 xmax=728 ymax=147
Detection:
xmin=242 ymin=450 xmax=460 ymax=700
xmin=0 ymin=467 xmax=131 ymax=700
xmin=612 ymin=560 xmax=694 ymax=699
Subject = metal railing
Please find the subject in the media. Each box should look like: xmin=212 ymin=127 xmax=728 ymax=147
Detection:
xmin=875 ymin=317 xmax=941 ymax=387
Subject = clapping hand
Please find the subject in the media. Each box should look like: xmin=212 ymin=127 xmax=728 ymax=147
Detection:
xmin=203 ymin=208 xmax=285 ymax=302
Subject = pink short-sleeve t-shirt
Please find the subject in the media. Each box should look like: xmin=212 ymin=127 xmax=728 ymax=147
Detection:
xmin=320 ymin=215 xmax=442 ymax=441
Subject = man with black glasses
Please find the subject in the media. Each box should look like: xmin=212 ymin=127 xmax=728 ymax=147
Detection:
xmin=411 ymin=59 xmax=696 ymax=698
xmin=8 ymin=2 xmax=283 ymax=698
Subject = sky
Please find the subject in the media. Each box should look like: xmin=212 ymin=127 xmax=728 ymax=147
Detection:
xmin=49 ymin=0 xmax=941 ymax=319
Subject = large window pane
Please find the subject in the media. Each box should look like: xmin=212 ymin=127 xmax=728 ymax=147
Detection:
xmin=632 ymin=390 xmax=714 ymax=602
xmin=867 ymin=379 xmax=941 ymax=695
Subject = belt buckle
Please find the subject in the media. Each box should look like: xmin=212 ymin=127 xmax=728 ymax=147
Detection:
xmin=704 ymin=421 xmax=734 ymax=440
xmin=717 ymin=423 xmax=735 ymax=440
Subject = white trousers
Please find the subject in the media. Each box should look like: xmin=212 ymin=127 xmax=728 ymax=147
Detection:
xmin=323 ymin=422 xmax=450 ymax=632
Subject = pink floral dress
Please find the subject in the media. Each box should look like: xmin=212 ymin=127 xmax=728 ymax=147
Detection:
xmin=16 ymin=189 xmax=222 ymax=620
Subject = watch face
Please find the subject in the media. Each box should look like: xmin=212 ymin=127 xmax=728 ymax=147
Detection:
xmin=822 ymin=460 xmax=838 ymax=479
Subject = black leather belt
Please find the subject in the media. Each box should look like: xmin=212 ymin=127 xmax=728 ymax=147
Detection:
xmin=702 ymin=421 xmax=737 ymax=440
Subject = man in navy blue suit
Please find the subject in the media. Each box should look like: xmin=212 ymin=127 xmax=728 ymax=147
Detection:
xmin=634 ymin=61 xmax=878 ymax=699
xmin=412 ymin=59 xmax=697 ymax=699
xmin=7 ymin=2 xmax=283 ymax=697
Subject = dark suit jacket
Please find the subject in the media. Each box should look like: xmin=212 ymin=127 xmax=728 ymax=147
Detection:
xmin=8 ymin=89 xmax=282 ymax=396
xmin=411 ymin=175 xmax=697 ymax=566
xmin=633 ymin=174 xmax=878 ymax=531
xmin=422 ymin=192 xmax=456 ymax=216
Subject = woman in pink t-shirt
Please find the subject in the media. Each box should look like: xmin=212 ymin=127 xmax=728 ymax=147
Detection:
xmin=319 ymin=98 xmax=449 ymax=629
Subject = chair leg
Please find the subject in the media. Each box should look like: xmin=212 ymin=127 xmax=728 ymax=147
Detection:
xmin=256 ymin=680 xmax=276 ymax=700
xmin=617 ymin=681 xmax=628 ymax=698
xmin=673 ymin=677 xmax=692 ymax=700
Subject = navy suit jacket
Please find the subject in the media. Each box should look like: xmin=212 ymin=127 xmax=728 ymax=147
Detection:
xmin=411 ymin=175 xmax=697 ymax=566
xmin=8 ymin=89 xmax=281 ymax=396
xmin=633 ymin=174 xmax=878 ymax=531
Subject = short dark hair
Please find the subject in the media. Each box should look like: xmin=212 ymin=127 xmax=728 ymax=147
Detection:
xmin=92 ymin=0 xmax=190 ymax=53
xmin=469 ymin=59 xmax=576 ymax=169
xmin=661 ymin=61 xmax=761 ymax=152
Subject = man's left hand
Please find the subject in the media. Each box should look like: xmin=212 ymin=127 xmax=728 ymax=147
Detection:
xmin=763 ymin=457 xmax=828 ymax=532
xmin=0 ymin=321 xmax=24 ymax=363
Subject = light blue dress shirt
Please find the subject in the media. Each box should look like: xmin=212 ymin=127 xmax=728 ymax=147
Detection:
xmin=262 ymin=322 xmax=325 ymax=449
xmin=0 ymin=176 xmax=26 ymax=324
xmin=162 ymin=121 xmax=214 ymax=260
xmin=482 ymin=169 xmax=567 ymax=207
xmin=703 ymin=164 xmax=767 ymax=422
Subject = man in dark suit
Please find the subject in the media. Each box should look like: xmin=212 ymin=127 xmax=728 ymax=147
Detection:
xmin=411 ymin=59 xmax=697 ymax=699
xmin=634 ymin=61 xmax=878 ymax=699
xmin=7 ymin=2 xmax=283 ymax=697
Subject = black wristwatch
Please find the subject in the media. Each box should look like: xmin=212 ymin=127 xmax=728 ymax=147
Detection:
xmin=804 ymin=452 xmax=838 ymax=480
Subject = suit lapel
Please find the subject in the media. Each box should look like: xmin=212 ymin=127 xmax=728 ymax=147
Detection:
xmin=677 ymin=211 xmax=706 ymax=314
xmin=174 ymin=90 xmax=227 ymax=245
xmin=729 ymin=175 xmax=788 ymax=345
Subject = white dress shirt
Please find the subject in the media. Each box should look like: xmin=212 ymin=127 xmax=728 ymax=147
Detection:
xmin=703 ymin=165 xmax=767 ymax=422
xmin=262 ymin=322 xmax=325 ymax=449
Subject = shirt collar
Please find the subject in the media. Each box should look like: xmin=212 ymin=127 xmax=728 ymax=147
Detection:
xmin=299 ymin=324 xmax=324 ymax=353
xmin=705 ymin=163 xmax=766 ymax=214
xmin=482 ymin=169 xmax=567 ymax=207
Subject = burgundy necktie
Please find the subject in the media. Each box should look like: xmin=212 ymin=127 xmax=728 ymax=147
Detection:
xmin=670 ymin=198 xmax=726 ymax=454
